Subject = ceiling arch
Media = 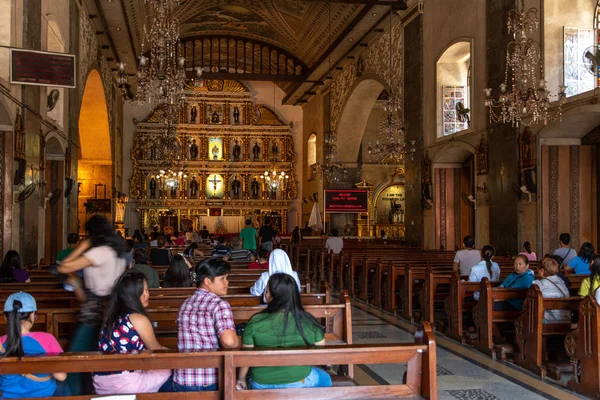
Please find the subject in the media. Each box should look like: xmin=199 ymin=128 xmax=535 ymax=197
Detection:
xmin=78 ymin=69 xmax=111 ymax=163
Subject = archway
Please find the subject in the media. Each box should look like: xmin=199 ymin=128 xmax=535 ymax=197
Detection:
xmin=78 ymin=69 xmax=112 ymax=233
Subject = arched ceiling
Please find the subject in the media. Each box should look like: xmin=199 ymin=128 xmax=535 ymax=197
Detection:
xmin=79 ymin=70 xmax=111 ymax=163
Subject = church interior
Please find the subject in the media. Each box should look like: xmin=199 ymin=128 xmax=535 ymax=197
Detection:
xmin=1 ymin=0 xmax=600 ymax=398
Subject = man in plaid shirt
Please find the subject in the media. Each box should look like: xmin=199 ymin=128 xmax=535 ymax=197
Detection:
xmin=173 ymin=259 xmax=239 ymax=392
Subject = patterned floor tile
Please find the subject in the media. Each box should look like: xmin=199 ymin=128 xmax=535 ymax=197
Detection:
xmin=446 ymin=389 xmax=500 ymax=400
xmin=354 ymin=331 xmax=387 ymax=339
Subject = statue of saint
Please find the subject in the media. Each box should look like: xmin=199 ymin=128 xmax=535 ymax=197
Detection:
xmin=170 ymin=185 xmax=177 ymax=199
xmin=150 ymin=177 xmax=157 ymax=198
xmin=212 ymin=144 xmax=219 ymax=160
xmin=211 ymin=110 xmax=220 ymax=124
xmin=251 ymin=178 xmax=259 ymax=199
xmin=272 ymin=141 xmax=279 ymax=157
xmin=232 ymin=140 xmax=241 ymax=161
xmin=115 ymin=194 xmax=127 ymax=223
xmin=190 ymin=106 xmax=197 ymax=124
xmin=233 ymin=106 xmax=240 ymax=124
xmin=270 ymin=184 xmax=277 ymax=199
xmin=189 ymin=177 xmax=199 ymax=198
xmin=253 ymin=142 xmax=261 ymax=160
xmin=232 ymin=178 xmax=241 ymax=198
xmin=190 ymin=139 xmax=199 ymax=160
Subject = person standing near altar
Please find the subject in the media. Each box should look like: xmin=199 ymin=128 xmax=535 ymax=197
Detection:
xmin=239 ymin=219 xmax=258 ymax=254
xmin=259 ymin=218 xmax=277 ymax=252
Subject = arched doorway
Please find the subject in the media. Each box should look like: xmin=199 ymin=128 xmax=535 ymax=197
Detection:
xmin=78 ymin=69 xmax=112 ymax=234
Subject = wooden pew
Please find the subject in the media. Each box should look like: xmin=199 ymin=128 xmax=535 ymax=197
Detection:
xmin=444 ymin=272 xmax=482 ymax=342
xmin=565 ymin=295 xmax=600 ymax=397
xmin=514 ymin=285 xmax=580 ymax=379
xmin=1 ymin=322 xmax=436 ymax=400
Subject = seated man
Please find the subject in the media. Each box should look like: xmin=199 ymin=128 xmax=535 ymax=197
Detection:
xmin=552 ymin=232 xmax=577 ymax=267
xmin=453 ymin=235 xmax=480 ymax=276
xmin=56 ymin=233 xmax=79 ymax=262
xmin=211 ymin=237 xmax=231 ymax=258
xmin=173 ymin=259 xmax=239 ymax=392
xmin=325 ymin=229 xmax=343 ymax=255
xmin=149 ymin=235 xmax=171 ymax=265
xmin=223 ymin=237 xmax=255 ymax=262
xmin=129 ymin=248 xmax=160 ymax=288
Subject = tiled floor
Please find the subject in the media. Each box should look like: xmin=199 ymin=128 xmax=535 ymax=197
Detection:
xmin=349 ymin=306 xmax=584 ymax=400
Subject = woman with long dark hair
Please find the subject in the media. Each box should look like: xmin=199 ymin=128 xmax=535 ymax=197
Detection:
xmin=0 ymin=250 xmax=29 ymax=283
xmin=162 ymin=255 xmax=193 ymax=288
xmin=565 ymin=242 xmax=595 ymax=275
xmin=92 ymin=271 xmax=171 ymax=394
xmin=236 ymin=273 xmax=331 ymax=390
xmin=57 ymin=214 xmax=127 ymax=394
xmin=579 ymin=256 xmax=600 ymax=296
xmin=0 ymin=292 xmax=70 ymax=397
xmin=468 ymin=245 xmax=500 ymax=300
xmin=518 ymin=241 xmax=537 ymax=262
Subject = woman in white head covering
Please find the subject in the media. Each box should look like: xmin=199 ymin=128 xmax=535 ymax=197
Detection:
xmin=250 ymin=249 xmax=301 ymax=298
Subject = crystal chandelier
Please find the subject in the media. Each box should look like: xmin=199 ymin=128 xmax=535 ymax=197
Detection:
xmin=128 ymin=0 xmax=186 ymax=108
xmin=260 ymin=166 xmax=289 ymax=191
xmin=484 ymin=0 xmax=567 ymax=126
xmin=368 ymin=7 xmax=416 ymax=164
xmin=149 ymin=116 xmax=188 ymax=193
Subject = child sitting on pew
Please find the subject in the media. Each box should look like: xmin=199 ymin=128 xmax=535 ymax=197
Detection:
xmin=250 ymin=249 xmax=301 ymax=299
xmin=236 ymin=273 xmax=332 ymax=390
xmin=248 ymin=248 xmax=269 ymax=270
xmin=495 ymin=254 xmax=535 ymax=311
xmin=173 ymin=259 xmax=239 ymax=392
xmin=93 ymin=271 xmax=171 ymax=394
xmin=0 ymin=292 xmax=70 ymax=397
xmin=533 ymin=257 xmax=571 ymax=323
xmin=578 ymin=256 xmax=600 ymax=297
xmin=468 ymin=245 xmax=500 ymax=300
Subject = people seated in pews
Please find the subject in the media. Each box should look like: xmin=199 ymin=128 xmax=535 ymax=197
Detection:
xmin=133 ymin=235 xmax=148 ymax=250
xmin=57 ymin=215 xmax=127 ymax=395
xmin=183 ymin=242 xmax=204 ymax=259
xmin=149 ymin=236 xmax=172 ymax=265
xmin=552 ymin=232 xmax=577 ymax=266
xmin=578 ymin=256 xmax=600 ymax=297
xmin=173 ymin=231 xmax=186 ymax=246
xmin=248 ymin=248 xmax=269 ymax=270
xmin=237 ymin=273 xmax=332 ymax=391
xmin=211 ymin=236 xmax=231 ymax=258
xmin=564 ymin=242 xmax=594 ymax=275
xmin=173 ymin=259 xmax=239 ymax=392
xmin=92 ymin=271 xmax=171 ymax=394
xmin=533 ymin=257 xmax=571 ymax=323
xmin=0 ymin=250 xmax=29 ymax=283
xmin=0 ymin=292 xmax=71 ymax=397
xmin=292 ymin=226 xmax=301 ymax=244
xmin=199 ymin=226 xmax=210 ymax=243
xmin=149 ymin=232 xmax=159 ymax=247
xmin=468 ymin=245 xmax=500 ymax=300
xmin=122 ymin=239 xmax=135 ymax=268
xmin=56 ymin=233 xmax=79 ymax=263
xmin=324 ymin=229 xmax=343 ymax=255
xmin=453 ymin=235 xmax=480 ymax=276
xmin=518 ymin=241 xmax=537 ymax=262
xmin=223 ymin=237 xmax=255 ymax=262
xmin=162 ymin=255 xmax=196 ymax=288
xmin=129 ymin=249 xmax=160 ymax=289
xmin=495 ymin=254 xmax=534 ymax=311
xmin=250 ymin=249 xmax=301 ymax=299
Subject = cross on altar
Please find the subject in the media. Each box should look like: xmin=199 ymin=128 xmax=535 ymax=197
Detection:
xmin=209 ymin=175 xmax=222 ymax=194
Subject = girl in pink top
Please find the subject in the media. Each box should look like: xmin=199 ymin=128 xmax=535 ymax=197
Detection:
xmin=518 ymin=241 xmax=537 ymax=262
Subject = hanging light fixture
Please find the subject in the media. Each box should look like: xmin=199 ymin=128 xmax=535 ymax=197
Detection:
xmin=484 ymin=0 xmax=567 ymax=126
xmin=260 ymin=165 xmax=289 ymax=192
xmin=368 ymin=4 xmax=416 ymax=163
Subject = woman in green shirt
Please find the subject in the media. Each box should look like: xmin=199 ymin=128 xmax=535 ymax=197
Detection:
xmin=236 ymin=273 xmax=332 ymax=390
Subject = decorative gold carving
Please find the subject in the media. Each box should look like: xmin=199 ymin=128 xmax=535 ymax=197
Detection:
xmin=185 ymin=80 xmax=250 ymax=93
xmin=254 ymin=105 xmax=286 ymax=126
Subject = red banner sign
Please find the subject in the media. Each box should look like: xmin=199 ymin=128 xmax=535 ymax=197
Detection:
xmin=325 ymin=190 xmax=368 ymax=213
xmin=11 ymin=49 xmax=76 ymax=88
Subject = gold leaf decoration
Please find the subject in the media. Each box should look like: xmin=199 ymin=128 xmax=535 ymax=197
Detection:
xmin=254 ymin=105 xmax=286 ymax=126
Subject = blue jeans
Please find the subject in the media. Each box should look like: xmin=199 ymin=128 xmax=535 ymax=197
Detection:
xmin=249 ymin=367 xmax=332 ymax=389
xmin=53 ymin=380 xmax=72 ymax=396
xmin=171 ymin=381 xmax=218 ymax=392
xmin=261 ymin=241 xmax=273 ymax=252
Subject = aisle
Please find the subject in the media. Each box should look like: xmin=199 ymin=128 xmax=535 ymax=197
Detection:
xmin=349 ymin=306 xmax=583 ymax=400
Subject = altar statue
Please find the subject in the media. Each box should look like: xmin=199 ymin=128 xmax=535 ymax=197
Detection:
xmin=115 ymin=193 xmax=127 ymax=224
xmin=272 ymin=141 xmax=279 ymax=157
xmin=170 ymin=185 xmax=177 ymax=199
xmin=253 ymin=142 xmax=261 ymax=160
xmin=150 ymin=177 xmax=157 ymax=198
xmin=211 ymin=110 xmax=220 ymax=124
xmin=251 ymin=178 xmax=259 ymax=199
xmin=190 ymin=139 xmax=199 ymax=160
xmin=232 ymin=140 xmax=241 ymax=161
xmin=212 ymin=144 xmax=220 ymax=160
xmin=189 ymin=177 xmax=199 ymax=198
xmin=233 ymin=106 xmax=240 ymax=124
xmin=190 ymin=106 xmax=197 ymax=124
xmin=232 ymin=178 xmax=241 ymax=198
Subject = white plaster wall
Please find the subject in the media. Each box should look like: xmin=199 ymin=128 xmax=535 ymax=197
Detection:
xmin=436 ymin=60 xmax=470 ymax=137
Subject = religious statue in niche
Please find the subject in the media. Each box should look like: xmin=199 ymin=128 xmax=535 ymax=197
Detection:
xmin=190 ymin=139 xmax=199 ymax=160
xmin=270 ymin=183 xmax=277 ymax=200
xmin=476 ymin=136 xmax=489 ymax=175
xmin=389 ymin=199 xmax=405 ymax=224
xmin=253 ymin=142 xmax=261 ymax=160
xmin=231 ymin=177 xmax=241 ymax=199
xmin=212 ymin=144 xmax=220 ymax=160
xmin=233 ymin=106 xmax=240 ymax=124
xmin=150 ymin=177 xmax=157 ymax=198
xmin=211 ymin=110 xmax=220 ymax=124
xmin=251 ymin=178 xmax=259 ymax=199
xmin=189 ymin=177 xmax=199 ymax=198
xmin=271 ymin=141 xmax=279 ymax=159
xmin=170 ymin=185 xmax=177 ymax=199
xmin=232 ymin=140 xmax=241 ymax=161
xmin=208 ymin=175 xmax=222 ymax=199
xmin=519 ymin=127 xmax=535 ymax=169
xmin=190 ymin=106 xmax=197 ymax=124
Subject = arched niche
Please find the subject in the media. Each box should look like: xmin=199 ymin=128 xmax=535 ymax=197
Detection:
xmin=372 ymin=173 xmax=407 ymax=238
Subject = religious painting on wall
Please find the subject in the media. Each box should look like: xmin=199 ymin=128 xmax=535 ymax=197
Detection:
xmin=442 ymin=86 xmax=468 ymax=136
xmin=206 ymin=174 xmax=224 ymax=199
xmin=208 ymin=138 xmax=223 ymax=160
xmin=564 ymin=27 xmax=594 ymax=97
xmin=376 ymin=185 xmax=406 ymax=224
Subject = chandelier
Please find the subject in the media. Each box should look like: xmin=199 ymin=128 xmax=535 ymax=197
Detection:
xmin=148 ymin=117 xmax=188 ymax=192
xmin=484 ymin=0 xmax=567 ymax=126
xmin=368 ymin=7 xmax=416 ymax=164
xmin=261 ymin=166 xmax=289 ymax=192
xmin=314 ymin=128 xmax=346 ymax=183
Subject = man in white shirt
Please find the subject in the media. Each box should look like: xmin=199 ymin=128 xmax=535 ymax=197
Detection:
xmin=325 ymin=229 xmax=344 ymax=254
xmin=453 ymin=235 xmax=481 ymax=276
xmin=552 ymin=232 xmax=577 ymax=266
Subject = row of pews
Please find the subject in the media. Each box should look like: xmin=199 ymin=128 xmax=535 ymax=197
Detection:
xmin=286 ymin=240 xmax=600 ymax=397
xmin=0 ymin=251 xmax=438 ymax=399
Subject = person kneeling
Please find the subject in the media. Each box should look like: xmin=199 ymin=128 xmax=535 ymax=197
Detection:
xmin=92 ymin=271 xmax=171 ymax=394
xmin=237 ymin=273 xmax=332 ymax=390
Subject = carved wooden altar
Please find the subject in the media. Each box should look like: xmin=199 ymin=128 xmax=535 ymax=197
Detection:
xmin=129 ymin=80 xmax=297 ymax=233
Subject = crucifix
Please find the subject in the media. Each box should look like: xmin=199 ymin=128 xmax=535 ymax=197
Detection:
xmin=209 ymin=175 xmax=221 ymax=198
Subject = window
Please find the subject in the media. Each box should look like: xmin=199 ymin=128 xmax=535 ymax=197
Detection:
xmin=307 ymin=133 xmax=317 ymax=180
xmin=436 ymin=41 xmax=471 ymax=137
xmin=564 ymin=27 xmax=594 ymax=96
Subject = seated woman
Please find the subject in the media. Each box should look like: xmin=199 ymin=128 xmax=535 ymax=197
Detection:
xmin=468 ymin=245 xmax=501 ymax=300
xmin=93 ymin=271 xmax=171 ymax=394
xmin=162 ymin=254 xmax=195 ymax=288
xmin=250 ymin=249 xmax=301 ymax=298
xmin=578 ymin=256 xmax=600 ymax=297
xmin=518 ymin=241 xmax=537 ymax=262
xmin=494 ymin=255 xmax=534 ymax=311
xmin=0 ymin=250 xmax=30 ymax=283
xmin=149 ymin=236 xmax=171 ymax=265
xmin=564 ymin=242 xmax=594 ymax=275
xmin=533 ymin=257 xmax=571 ymax=324
xmin=248 ymin=248 xmax=269 ymax=270
xmin=237 ymin=273 xmax=332 ymax=390
xmin=0 ymin=292 xmax=70 ymax=397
